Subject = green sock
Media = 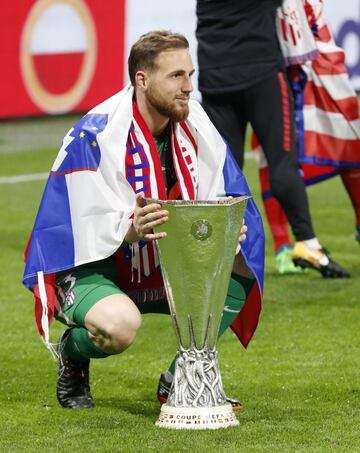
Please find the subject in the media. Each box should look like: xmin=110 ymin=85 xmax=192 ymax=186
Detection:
xmin=218 ymin=274 xmax=254 ymax=337
xmin=62 ymin=327 xmax=109 ymax=362
xmin=166 ymin=274 xmax=255 ymax=377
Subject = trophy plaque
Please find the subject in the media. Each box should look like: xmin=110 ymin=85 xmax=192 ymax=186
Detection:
xmin=152 ymin=197 xmax=249 ymax=430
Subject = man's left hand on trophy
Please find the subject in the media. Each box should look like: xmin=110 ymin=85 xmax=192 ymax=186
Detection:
xmin=236 ymin=223 xmax=248 ymax=254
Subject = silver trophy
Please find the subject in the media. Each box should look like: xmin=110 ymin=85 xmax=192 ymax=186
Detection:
xmin=152 ymin=197 xmax=250 ymax=430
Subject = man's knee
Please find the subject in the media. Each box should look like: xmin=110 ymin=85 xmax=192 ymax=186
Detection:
xmin=104 ymin=309 xmax=142 ymax=352
xmin=84 ymin=294 xmax=142 ymax=354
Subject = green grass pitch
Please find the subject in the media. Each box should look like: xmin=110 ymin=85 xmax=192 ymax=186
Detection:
xmin=0 ymin=133 xmax=359 ymax=452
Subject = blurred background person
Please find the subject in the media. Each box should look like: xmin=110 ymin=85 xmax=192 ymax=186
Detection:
xmin=195 ymin=0 xmax=350 ymax=277
xmin=252 ymin=0 xmax=360 ymax=274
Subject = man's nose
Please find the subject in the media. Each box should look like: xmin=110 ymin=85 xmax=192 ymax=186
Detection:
xmin=182 ymin=75 xmax=193 ymax=93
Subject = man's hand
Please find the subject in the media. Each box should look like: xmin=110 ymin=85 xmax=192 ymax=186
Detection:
xmin=236 ymin=223 xmax=248 ymax=254
xmin=125 ymin=192 xmax=169 ymax=243
xmin=239 ymin=223 xmax=247 ymax=243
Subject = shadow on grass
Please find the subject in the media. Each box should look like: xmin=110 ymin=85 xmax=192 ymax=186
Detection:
xmin=94 ymin=395 xmax=160 ymax=418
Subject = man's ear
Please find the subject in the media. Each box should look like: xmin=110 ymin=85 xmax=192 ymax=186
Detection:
xmin=135 ymin=70 xmax=148 ymax=91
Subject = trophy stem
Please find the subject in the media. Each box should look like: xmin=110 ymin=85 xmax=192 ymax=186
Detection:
xmin=156 ymin=337 xmax=239 ymax=429
xmin=156 ymin=346 xmax=239 ymax=429
xmin=170 ymin=346 xmax=226 ymax=407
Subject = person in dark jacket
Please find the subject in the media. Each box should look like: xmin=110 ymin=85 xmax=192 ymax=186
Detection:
xmin=195 ymin=0 xmax=349 ymax=278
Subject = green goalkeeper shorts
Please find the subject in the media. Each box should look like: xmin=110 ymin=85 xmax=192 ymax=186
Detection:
xmin=54 ymin=255 xmax=169 ymax=328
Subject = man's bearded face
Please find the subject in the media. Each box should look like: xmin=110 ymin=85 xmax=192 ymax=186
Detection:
xmin=144 ymin=49 xmax=194 ymax=123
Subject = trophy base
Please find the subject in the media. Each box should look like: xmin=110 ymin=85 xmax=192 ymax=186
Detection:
xmin=155 ymin=403 xmax=239 ymax=430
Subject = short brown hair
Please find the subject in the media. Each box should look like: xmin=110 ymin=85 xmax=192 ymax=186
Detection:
xmin=128 ymin=30 xmax=189 ymax=85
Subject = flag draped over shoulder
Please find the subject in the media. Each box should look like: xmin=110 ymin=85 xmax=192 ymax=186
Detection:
xmin=23 ymin=84 xmax=265 ymax=353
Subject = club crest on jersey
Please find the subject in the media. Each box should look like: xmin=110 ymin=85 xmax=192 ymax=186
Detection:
xmin=66 ymin=290 xmax=76 ymax=306
xmin=57 ymin=274 xmax=77 ymax=306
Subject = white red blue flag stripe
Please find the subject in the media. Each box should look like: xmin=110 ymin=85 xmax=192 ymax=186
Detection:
xmin=24 ymin=114 xmax=109 ymax=291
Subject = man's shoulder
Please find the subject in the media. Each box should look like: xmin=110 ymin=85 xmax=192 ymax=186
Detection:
xmin=188 ymin=99 xmax=214 ymax=131
xmin=188 ymin=99 xmax=206 ymax=120
xmin=186 ymin=100 xmax=227 ymax=157
xmin=189 ymin=98 xmax=201 ymax=110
